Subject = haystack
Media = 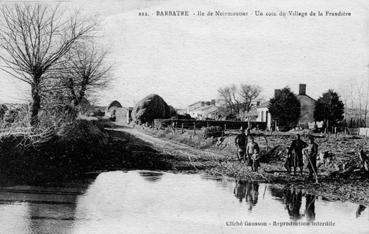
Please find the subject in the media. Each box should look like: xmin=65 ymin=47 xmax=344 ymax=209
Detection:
xmin=132 ymin=94 xmax=171 ymax=124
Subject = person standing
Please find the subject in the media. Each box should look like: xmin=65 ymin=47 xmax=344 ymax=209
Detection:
xmin=304 ymin=136 xmax=318 ymax=181
xmin=251 ymin=148 xmax=261 ymax=172
xmin=246 ymin=136 xmax=259 ymax=167
xmin=288 ymin=134 xmax=307 ymax=175
xmin=235 ymin=127 xmax=248 ymax=162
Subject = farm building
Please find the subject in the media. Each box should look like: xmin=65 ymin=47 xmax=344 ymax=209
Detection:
xmin=105 ymin=100 xmax=133 ymax=124
xmin=114 ymin=107 xmax=133 ymax=124
xmin=105 ymin=100 xmax=123 ymax=117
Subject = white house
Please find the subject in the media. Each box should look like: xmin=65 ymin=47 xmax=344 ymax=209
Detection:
xmin=255 ymin=102 xmax=272 ymax=130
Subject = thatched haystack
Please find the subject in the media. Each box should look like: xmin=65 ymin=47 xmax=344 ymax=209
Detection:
xmin=132 ymin=94 xmax=171 ymax=124
xmin=168 ymin=105 xmax=177 ymax=116
xmin=106 ymin=100 xmax=122 ymax=117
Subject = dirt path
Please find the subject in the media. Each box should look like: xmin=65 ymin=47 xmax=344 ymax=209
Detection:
xmin=117 ymin=128 xmax=227 ymax=158
xmin=109 ymin=127 xmax=230 ymax=170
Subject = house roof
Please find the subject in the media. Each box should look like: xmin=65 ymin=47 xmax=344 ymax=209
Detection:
xmin=192 ymin=105 xmax=219 ymax=115
xmin=188 ymin=101 xmax=203 ymax=107
xmin=297 ymin=94 xmax=316 ymax=102
xmin=107 ymin=100 xmax=122 ymax=109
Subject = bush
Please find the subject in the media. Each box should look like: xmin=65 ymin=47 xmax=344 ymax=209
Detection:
xmin=202 ymin=126 xmax=223 ymax=138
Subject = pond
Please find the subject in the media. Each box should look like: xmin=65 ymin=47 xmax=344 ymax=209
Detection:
xmin=0 ymin=170 xmax=367 ymax=234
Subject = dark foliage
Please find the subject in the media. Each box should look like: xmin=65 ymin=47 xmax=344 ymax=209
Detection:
xmin=269 ymin=87 xmax=300 ymax=130
xmin=314 ymin=90 xmax=344 ymax=127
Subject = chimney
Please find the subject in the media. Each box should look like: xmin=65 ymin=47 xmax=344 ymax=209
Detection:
xmin=299 ymin=84 xmax=306 ymax=96
xmin=274 ymin=89 xmax=281 ymax=97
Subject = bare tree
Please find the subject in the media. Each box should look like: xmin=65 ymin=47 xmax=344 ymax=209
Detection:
xmin=0 ymin=4 xmax=95 ymax=125
xmin=217 ymin=84 xmax=239 ymax=115
xmin=218 ymin=83 xmax=262 ymax=118
xmin=239 ymin=84 xmax=262 ymax=112
xmin=61 ymin=43 xmax=111 ymax=109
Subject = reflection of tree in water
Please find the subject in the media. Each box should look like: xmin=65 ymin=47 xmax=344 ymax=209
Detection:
xmin=233 ymin=180 xmax=259 ymax=211
xmin=355 ymin=205 xmax=366 ymax=218
xmin=269 ymin=186 xmax=316 ymax=222
xmin=138 ymin=171 xmax=164 ymax=182
xmin=0 ymin=184 xmax=84 ymax=234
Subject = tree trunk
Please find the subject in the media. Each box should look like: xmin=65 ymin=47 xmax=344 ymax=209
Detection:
xmin=67 ymin=78 xmax=79 ymax=106
xmin=30 ymin=83 xmax=41 ymax=126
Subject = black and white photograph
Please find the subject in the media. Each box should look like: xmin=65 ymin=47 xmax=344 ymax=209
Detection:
xmin=0 ymin=0 xmax=368 ymax=233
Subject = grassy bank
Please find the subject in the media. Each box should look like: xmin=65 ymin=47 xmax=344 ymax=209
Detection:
xmin=0 ymin=120 xmax=175 ymax=184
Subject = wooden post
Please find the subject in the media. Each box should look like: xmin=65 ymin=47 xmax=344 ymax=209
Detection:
xmin=181 ymin=123 xmax=184 ymax=134
xmin=193 ymin=121 xmax=196 ymax=135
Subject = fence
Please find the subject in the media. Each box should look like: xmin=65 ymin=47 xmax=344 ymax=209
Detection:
xmin=153 ymin=119 xmax=267 ymax=131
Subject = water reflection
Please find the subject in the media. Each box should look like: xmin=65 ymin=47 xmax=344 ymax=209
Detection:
xmin=269 ymin=186 xmax=317 ymax=222
xmin=0 ymin=186 xmax=82 ymax=233
xmin=233 ymin=180 xmax=259 ymax=211
xmin=284 ymin=188 xmax=303 ymax=221
xmin=0 ymin=171 xmax=367 ymax=234
xmin=356 ymin=205 xmax=366 ymax=218
xmin=138 ymin=171 xmax=164 ymax=182
xmin=305 ymin=194 xmax=316 ymax=222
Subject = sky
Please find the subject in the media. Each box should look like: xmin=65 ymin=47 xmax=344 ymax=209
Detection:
xmin=0 ymin=0 xmax=368 ymax=109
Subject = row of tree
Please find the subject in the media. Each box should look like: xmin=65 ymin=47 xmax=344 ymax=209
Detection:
xmin=269 ymin=87 xmax=344 ymax=130
xmin=0 ymin=4 xmax=111 ymax=126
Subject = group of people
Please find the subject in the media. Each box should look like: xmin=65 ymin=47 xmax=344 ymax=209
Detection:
xmin=285 ymin=134 xmax=319 ymax=181
xmin=234 ymin=127 xmax=260 ymax=172
xmin=235 ymin=127 xmax=319 ymax=181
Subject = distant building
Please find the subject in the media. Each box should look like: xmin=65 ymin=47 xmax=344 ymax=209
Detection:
xmin=253 ymin=84 xmax=317 ymax=130
xmin=255 ymin=102 xmax=272 ymax=130
xmin=186 ymin=99 xmax=224 ymax=119
xmin=105 ymin=100 xmax=132 ymax=124
xmin=115 ymin=107 xmax=133 ymax=124
xmin=105 ymin=100 xmax=122 ymax=116
xmin=296 ymin=84 xmax=316 ymax=127
xmin=175 ymin=109 xmax=187 ymax=115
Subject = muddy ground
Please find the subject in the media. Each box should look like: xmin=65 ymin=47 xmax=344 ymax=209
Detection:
xmin=117 ymin=125 xmax=369 ymax=206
